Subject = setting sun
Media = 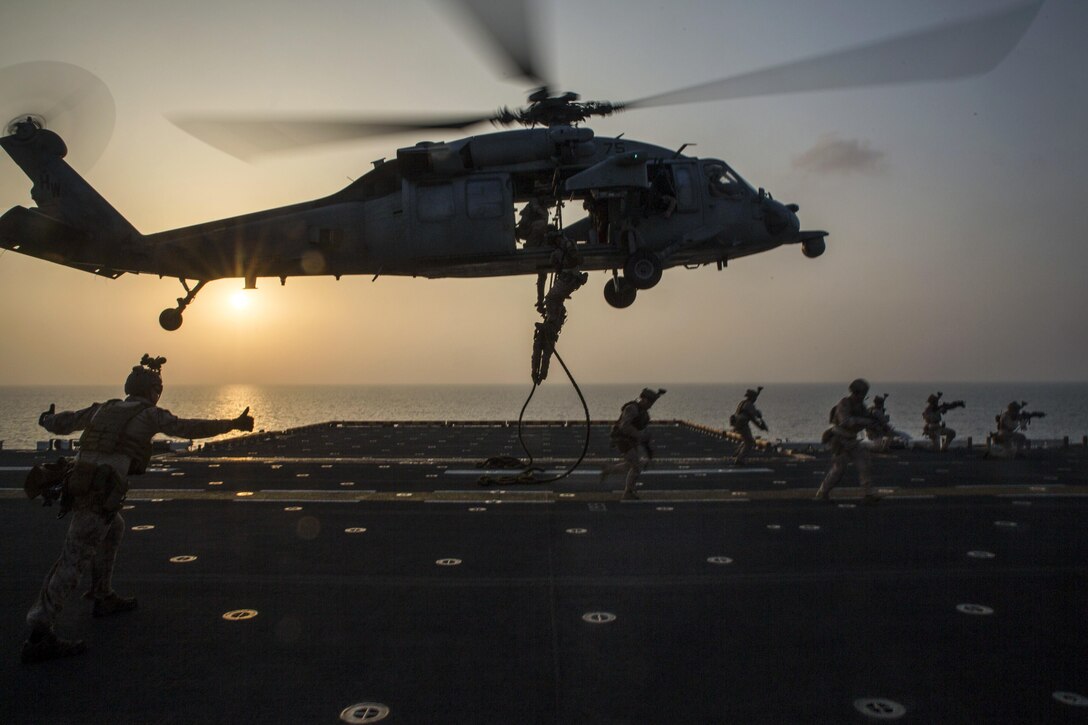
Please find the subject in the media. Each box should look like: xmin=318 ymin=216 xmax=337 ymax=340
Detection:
xmin=230 ymin=290 xmax=252 ymax=310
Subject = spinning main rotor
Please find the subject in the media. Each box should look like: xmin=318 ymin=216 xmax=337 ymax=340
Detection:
xmin=167 ymin=1 xmax=1043 ymax=160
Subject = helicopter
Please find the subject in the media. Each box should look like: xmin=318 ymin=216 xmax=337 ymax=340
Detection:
xmin=0 ymin=1 xmax=1041 ymax=331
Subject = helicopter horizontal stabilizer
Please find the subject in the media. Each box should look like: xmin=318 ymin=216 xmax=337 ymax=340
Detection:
xmin=0 ymin=206 xmax=124 ymax=278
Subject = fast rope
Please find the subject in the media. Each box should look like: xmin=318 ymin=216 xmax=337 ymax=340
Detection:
xmin=476 ymin=348 xmax=591 ymax=487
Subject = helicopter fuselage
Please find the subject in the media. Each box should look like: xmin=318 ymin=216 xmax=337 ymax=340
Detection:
xmin=141 ymin=127 xmax=817 ymax=280
xmin=0 ymin=123 xmax=825 ymax=327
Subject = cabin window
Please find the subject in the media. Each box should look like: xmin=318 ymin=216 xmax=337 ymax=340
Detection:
xmin=466 ymin=179 xmax=504 ymax=219
xmin=417 ymin=183 xmax=454 ymax=221
xmin=672 ymin=164 xmax=697 ymax=211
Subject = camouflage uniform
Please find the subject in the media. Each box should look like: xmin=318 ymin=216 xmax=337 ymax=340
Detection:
xmin=601 ymin=389 xmax=666 ymax=500
xmin=866 ymin=395 xmax=895 ymax=452
xmin=730 ymin=388 xmax=767 ymax=465
xmin=992 ymin=402 xmax=1044 ymax=458
xmin=922 ymin=395 xmax=956 ymax=451
xmin=517 ymin=197 xmax=552 ymax=313
xmin=517 ymin=197 xmax=551 ymax=248
xmin=22 ymin=358 xmax=251 ymax=663
xmin=530 ymin=239 xmax=587 ymax=385
xmin=815 ymin=379 xmax=879 ymax=502
xmin=996 ymin=406 xmax=1027 ymax=457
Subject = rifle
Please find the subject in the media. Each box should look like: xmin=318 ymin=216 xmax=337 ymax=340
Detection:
xmin=938 ymin=400 xmax=965 ymax=414
xmin=1019 ymin=410 xmax=1046 ymax=429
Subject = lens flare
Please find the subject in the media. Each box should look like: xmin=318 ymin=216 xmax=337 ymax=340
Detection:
xmin=230 ymin=290 xmax=251 ymax=310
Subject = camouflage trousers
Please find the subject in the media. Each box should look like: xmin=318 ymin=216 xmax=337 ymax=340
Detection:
xmin=733 ymin=424 xmax=756 ymax=463
xmin=26 ymin=509 xmax=124 ymax=630
xmin=602 ymin=445 xmax=649 ymax=495
xmin=815 ymin=439 xmax=872 ymax=498
xmin=993 ymin=431 xmax=1027 ymax=458
xmin=925 ymin=425 xmax=956 ymax=451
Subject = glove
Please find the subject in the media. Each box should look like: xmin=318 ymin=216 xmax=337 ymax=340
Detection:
xmin=233 ymin=406 xmax=254 ymax=432
xmin=38 ymin=403 xmax=56 ymax=427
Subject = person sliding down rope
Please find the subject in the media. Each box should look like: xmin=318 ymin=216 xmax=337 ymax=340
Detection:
xmin=531 ymin=233 xmax=587 ymax=385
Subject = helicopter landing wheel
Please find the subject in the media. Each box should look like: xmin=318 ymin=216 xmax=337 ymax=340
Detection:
xmin=623 ymin=250 xmax=662 ymax=289
xmin=603 ymin=276 xmax=637 ymax=309
xmin=158 ymin=279 xmax=207 ymax=331
xmin=802 ymin=237 xmax=826 ymax=259
xmin=159 ymin=308 xmax=183 ymax=331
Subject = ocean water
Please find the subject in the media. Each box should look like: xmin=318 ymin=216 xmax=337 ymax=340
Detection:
xmin=1 ymin=383 xmax=1085 ymax=451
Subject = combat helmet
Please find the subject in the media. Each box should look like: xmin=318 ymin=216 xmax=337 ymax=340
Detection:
xmin=125 ymin=354 xmax=166 ymax=399
xmin=639 ymin=388 xmax=667 ymax=405
xmin=848 ymin=378 xmax=870 ymax=396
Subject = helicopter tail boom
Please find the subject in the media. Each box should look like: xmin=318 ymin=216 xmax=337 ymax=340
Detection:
xmin=0 ymin=123 xmax=139 ymax=277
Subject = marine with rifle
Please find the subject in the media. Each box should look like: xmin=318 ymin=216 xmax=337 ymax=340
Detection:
xmin=990 ymin=400 xmax=1046 ymax=458
xmin=922 ymin=392 xmax=964 ymax=452
xmin=730 ymin=386 xmax=768 ymax=465
xmin=866 ymin=394 xmax=909 ymax=452
xmin=815 ymin=378 xmax=884 ymax=504
xmin=601 ymin=388 xmax=666 ymax=500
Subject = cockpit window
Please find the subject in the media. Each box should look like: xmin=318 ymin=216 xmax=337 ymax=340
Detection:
xmin=705 ymin=162 xmax=750 ymax=198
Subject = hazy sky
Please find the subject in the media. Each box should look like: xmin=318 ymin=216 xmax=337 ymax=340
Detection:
xmin=0 ymin=0 xmax=1085 ymax=385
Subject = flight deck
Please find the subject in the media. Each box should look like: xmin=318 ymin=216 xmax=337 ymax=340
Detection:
xmin=2 ymin=420 xmax=1086 ymax=723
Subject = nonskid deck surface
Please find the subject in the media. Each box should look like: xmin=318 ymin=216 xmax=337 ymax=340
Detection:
xmin=2 ymin=421 xmax=1086 ymax=723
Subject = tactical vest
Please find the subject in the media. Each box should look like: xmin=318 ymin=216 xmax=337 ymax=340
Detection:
xmin=612 ymin=401 xmax=649 ymax=435
xmin=78 ymin=400 xmax=154 ymax=474
xmin=610 ymin=401 xmax=649 ymax=452
xmin=625 ymin=401 xmax=650 ymax=431
xmin=830 ymin=397 xmax=867 ymax=429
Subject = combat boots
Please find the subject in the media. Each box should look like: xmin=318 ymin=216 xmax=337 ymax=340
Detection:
xmin=91 ymin=592 xmax=138 ymax=617
xmin=21 ymin=627 xmax=86 ymax=664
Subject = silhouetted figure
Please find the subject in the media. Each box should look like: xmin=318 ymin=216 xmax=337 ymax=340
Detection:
xmin=601 ymin=388 xmax=666 ymax=500
xmin=730 ymin=386 xmax=767 ymax=465
xmin=923 ymin=392 xmax=964 ymax=451
xmin=815 ymin=378 xmax=882 ymax=504
xmin=990 ymin=400 xmax=1046 ymax=459
xmin=22 ymin=355 xmax=253 ymax=664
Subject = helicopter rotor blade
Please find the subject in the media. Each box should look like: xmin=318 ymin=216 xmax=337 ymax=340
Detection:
xmin=623 ymin=1 xmax=1042 ymax=110
xmin=168 ymin=113 xmax=496 ymax=160
xmin=445 ymin=0 xmax=547 ymax=86
xmin=0 ymin=61 xmax=115 ymax=171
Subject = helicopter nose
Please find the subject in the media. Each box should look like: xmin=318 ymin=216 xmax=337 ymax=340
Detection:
xmin=763 ymin=199 xmax=800 ymax=239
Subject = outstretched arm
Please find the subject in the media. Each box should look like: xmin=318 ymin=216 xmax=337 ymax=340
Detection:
xmin=152 ymin=406 xmax=253 ymax=440
xmin=39 ymin=402 xmax=102 ymax=435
